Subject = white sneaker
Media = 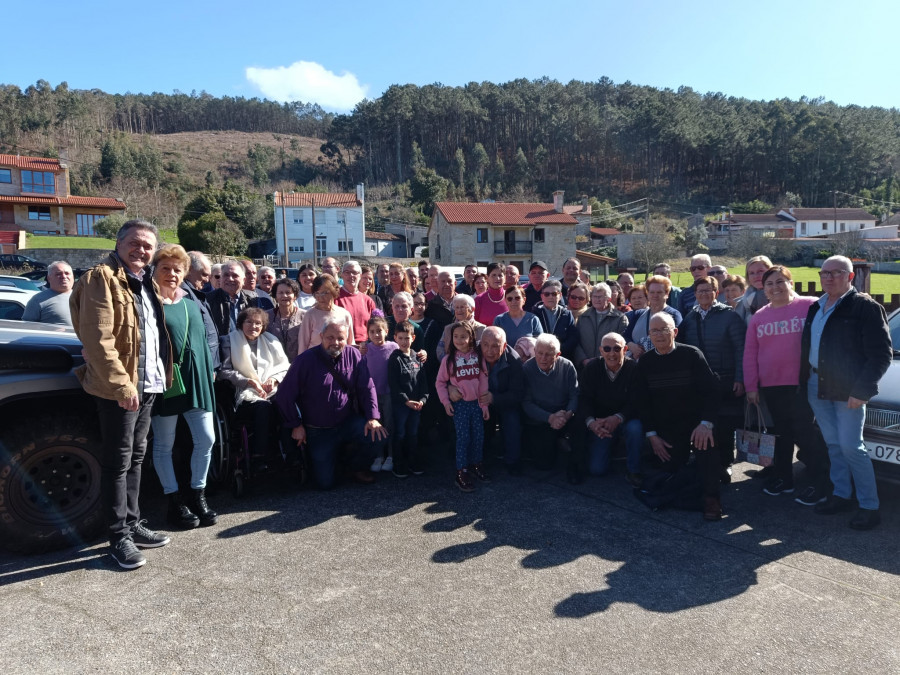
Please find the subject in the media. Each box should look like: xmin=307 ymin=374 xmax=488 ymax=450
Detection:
xmin=381 ymin=456 xmax=394 ymax=472
xmin=371 ymin=457 xmax=383 ymax=472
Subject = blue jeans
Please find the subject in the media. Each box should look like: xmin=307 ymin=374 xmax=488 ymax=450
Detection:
xmin=306 ymin=415 xmax=387 ymax=489
xmin=587 ymin=418 xmax=644 ymax=475
xmin=151 ymin=408 xmax=215 ymax=494
xmin=807 ymin=373 xmax=879 ymax=510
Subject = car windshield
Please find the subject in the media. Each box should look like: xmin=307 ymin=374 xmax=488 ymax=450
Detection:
xmin=890 ymin=310 xmax=900 ymax=354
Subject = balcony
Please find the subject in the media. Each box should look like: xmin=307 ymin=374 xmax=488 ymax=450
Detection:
xmin=494 ymin=241 xmax=533 ymax=255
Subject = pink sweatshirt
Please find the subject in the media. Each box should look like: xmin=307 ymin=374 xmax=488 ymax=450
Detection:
xmin=743 ymin=296 xmax=817 ymax=391
xmin=474 ymin=289 xmax=508 ymax=326
xmin=436 ymin=350 xmax=489 ymax=413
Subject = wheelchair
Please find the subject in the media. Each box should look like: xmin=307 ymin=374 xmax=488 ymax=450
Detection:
xmin=211 ymin=380 xmax=306 ymax=497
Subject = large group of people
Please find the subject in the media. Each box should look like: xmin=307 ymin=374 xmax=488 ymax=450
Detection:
xmin=62 ymin=220 xmax=892 ymax=570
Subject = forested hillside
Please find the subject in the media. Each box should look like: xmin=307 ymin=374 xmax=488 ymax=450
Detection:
xmin=1 ymin=77 xmax=898 ymax=239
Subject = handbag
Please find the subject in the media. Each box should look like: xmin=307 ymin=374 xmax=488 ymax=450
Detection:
xmin=164 ymin=302 xmax=189 ymax=399
xmin=735 ymin=401 xmax=776 ymax=466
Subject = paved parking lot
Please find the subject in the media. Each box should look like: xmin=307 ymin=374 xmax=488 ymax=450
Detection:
xmin=1 ymin=458 xmax=898 ymax=674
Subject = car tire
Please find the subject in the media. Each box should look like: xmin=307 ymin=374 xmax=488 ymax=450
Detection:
xmin=0 ymin=416 xmax=104 ymax=553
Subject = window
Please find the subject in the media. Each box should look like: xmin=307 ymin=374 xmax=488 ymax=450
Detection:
xmin=315 ymin=236 xmax=327 ymax=257
xmin=476 ymin=228 xmax=488 ymax=243
xmin=821 ymin=222 xmax=828 ymax=231
xmin=336 ymin=210 xmax=347 ymax=225
xmin=22 ymin=171 xmax=56 ymax=194
xmin=76 ymin=213 xmax=105 ymax=236
xmin=0 ymin=169 xmax=11 ymax=183
xmin=533 ymin=228 xmax=545 ymax=243
xmin=338 ymin=240 xmax=354 ymax=252
xmin=28 ymin=206 xmax=51 ymax=221
xmin=840 ymin=222 xmax=846 ymax=232
xmin=800 ymin=222 xmax=807 ymax=235
xmin=288 ymin=239 xmax=305 ymax=252
xmin=314 ymin=209 xmax=326 ymax=224
xmin=292 ymin=209 xmax=304 ymax=224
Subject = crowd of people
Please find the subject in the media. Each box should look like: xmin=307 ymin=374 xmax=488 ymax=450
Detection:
xmin=59 ymin=220 xmax=892 ymax=570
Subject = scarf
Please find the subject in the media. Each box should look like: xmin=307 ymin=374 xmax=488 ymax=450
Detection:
xmin=228 ymin=330 xmax=290 ymax=404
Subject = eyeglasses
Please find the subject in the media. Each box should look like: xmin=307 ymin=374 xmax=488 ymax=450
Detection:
xmin=506 ymin=296 xmax=522 ymax=302
xmin=602 ymin=345 xmax=623 ymax=352
xmin=567 ymin=295 xmax=586 ymax=302
xmin=689 ymin=265 xmax=708 ymax=272
xmin=214 ymin=275 xmax=221 ymax=279
xmin=649 ymin=328 xmax=673 ymax=336
xmin=819 ymin=269 xmax=848 ymax=279
xmin=541 ymin=291 xmax=560 ymax=297
xmin=313 ymin=291 xmax=332 ymax=297
xmin=709 ymin=270 xmax=726 ymax=276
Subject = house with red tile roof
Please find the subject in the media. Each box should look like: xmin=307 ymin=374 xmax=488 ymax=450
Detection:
xmin=273 ymin=185 xmax=365 ymax=265
xmin=429 ymin=191 xmax=589 ymax=276
xmin=0 ymin=154 xmax=126 ymax=238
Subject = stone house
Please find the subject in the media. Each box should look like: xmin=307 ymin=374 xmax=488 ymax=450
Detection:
xmin=428 ymin=191 xmax=588 ymax=277
xmin=273 ymin=185 xmax=365 ymax=265
xmin=0 ymin=153 xmax=126 ymax=238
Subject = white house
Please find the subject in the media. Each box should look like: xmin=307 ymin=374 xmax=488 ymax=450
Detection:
xmin=708 ymin=207 xmax=883 ymax=239
xmin=273 ymin=185 xmax=365 ymax=265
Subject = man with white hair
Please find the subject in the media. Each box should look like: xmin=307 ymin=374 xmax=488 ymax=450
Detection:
xmin=522 ymin=333 xmax=579 ymax=471
xmin=257 ymin=266 xmax=277 ymax=295
xmin=336 ymin=260 xmax=376 ymax=344
xmin=478 ymin=326 xmax=525 ymax=475
xmin=679 ymin=254 xmax=712 ymax=315
xmin=275 ymin=318 xmax=388 ymax=489
xmin=185 ymin=251 xmax=212 ymax=292
xmin=22 ymin=260 xmax=74 ymax=326
xmin=801 ymin=255 xmax=892 ymax=530
xmin=576 ymin=332 xmax=643 ymax=486
xmin=321 ymin=257 xmax=341 ymax=280
xmin=207 ymin=260 xmax=267 ymax=337
xmin=636 ymin=312 xmax=721 ymax=520
xmin=209 ymin=263 xmax=223 ymax=291
xmin=241 ymin=259 xmax=273 ymax=310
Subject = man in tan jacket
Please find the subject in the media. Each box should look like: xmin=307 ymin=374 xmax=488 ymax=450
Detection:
xmin=70 ymin=219 xmax=173 ymax=570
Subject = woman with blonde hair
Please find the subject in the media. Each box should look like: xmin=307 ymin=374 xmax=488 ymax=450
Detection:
xmin=378 ymin=261 xmax=413 ymax=314
xmin=735 ymin=255 xmax=773 ymax=322
xmin=150 ymin=244 xmax=218 ymax=528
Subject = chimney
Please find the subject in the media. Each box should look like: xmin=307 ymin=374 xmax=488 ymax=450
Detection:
xmin=356 ymin=183 xmax=365 ymax=204
xmin=581 ymin=195 xmax=589 ymax=213
xmin=553 ymin=190 xmax=564 ymax=213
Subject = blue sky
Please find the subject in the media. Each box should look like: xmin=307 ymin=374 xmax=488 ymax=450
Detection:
xmin=5 ymin=0 xmax=895 ymax=111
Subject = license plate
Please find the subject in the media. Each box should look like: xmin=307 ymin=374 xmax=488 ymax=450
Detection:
xmin=864 ymin=440 xmax=900 ymax=465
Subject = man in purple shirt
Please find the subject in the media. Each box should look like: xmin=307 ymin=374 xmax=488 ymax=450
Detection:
xmin=275 ymin=319 xmax=388 ymax=488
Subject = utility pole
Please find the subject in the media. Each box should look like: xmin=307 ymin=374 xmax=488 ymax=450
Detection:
xmin=279 ymin=192 xmax=288 ymax=268
xmin=311 ymin=195 xmax=318 ymax=270
xmin=833 ymin=190 xmax=838 ymax=235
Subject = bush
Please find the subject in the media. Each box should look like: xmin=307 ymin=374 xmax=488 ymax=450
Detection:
xmin=92 ymin=213 xmax=127 ymax=239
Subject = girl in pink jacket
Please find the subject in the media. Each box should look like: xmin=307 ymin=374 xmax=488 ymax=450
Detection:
xmin=436 ymin=322 xmax=490 ymax=492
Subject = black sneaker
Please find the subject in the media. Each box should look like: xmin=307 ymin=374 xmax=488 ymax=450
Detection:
xmin=794 ymin=485 xmax=828 ymax=506
xmin=470 ymin=463 xmax=491 ymax=482
xmin=409 ymin=465 xmax=425 ymax=476
xmin=762 ymin=478 xmax=794 ymax=496
xmin=131 ymin=520 xmax=171 ymax=548
xmin=110 ymin=537 xmax=146 ymax=570
xmin=849 ymin=508 xmax=881 ymax=530
xmin=392 ymin=466 xmax=410 ymax=479
xmin=815 ymin=494 xmax=856 ymax=515
xmin=752 ymin=465 xmax=775 ymax=481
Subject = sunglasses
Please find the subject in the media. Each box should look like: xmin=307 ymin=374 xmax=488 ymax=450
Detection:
xmin=214 ymin=275 xmax=221 ymax=279
xmin=568 ymin=295 xmax=586 ymax=301
xmin=689 ymin=265 xmax=708 ymax=272
xmin=602 ymin=345 xmax=623 ymax=352
xmin=541 ymin=291 xmax=559 ymax=297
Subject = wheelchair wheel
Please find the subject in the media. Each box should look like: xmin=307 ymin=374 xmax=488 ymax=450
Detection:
xmin=232 ymin=471 xmax=245 ymax=498
xmin=207 ymin=399 xmax=233 ymax=488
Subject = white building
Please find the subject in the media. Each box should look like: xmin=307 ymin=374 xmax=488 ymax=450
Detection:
xmin=273 ymin=185 xmax=365 ymax=265
xmin=707 ymin=207 xmax=884 ymax=239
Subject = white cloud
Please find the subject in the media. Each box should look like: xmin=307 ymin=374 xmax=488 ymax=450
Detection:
xmin=245 ymin=61 xmax=369 ymax=111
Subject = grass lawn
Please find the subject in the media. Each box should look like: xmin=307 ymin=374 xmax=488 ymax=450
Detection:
xmin=668 ymin=267 xmax=900 ymax=299
xmin=24 ymin=229 xmax=179 ymax=250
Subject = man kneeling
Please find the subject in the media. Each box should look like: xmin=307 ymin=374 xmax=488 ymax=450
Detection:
xmin=275 ymin=319 xmax=388 ymax=488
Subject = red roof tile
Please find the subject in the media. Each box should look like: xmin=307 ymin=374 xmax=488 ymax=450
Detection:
xmin=0 ymin=154 xmax=62 ymax=171
xmin=0 ymin=194 xmax=126 ymax=209
xmin=590 ymin=227 xmax=620 ymax=236
xmin=435 ymin=202 xmax=577 ymax=225
xmin=276 ymin=192 xmax=360 ymax=207
xmin=778 ymin=207 xmax=874 ymax=221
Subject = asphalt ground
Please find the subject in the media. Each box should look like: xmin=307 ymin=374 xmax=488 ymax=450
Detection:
xmin=1 ymin=451 xmax=898 ymax=674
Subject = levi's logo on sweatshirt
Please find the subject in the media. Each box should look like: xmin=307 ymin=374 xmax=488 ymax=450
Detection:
xmin=454 ymin=354 xmax=482 ymax=380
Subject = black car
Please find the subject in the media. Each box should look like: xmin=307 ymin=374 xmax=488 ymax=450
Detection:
xmin=0 ymin=253 xmax=47 ymax=271
xmin=862 ymin=308 xmax=900 ymax=485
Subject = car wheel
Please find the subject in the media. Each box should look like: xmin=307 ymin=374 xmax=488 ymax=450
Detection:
xmin=0 ymin=416 xmax=104 ymax=553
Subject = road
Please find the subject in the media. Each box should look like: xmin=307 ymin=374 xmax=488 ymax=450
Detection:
xmin=1 ymin=458 xmax=898 ymax=674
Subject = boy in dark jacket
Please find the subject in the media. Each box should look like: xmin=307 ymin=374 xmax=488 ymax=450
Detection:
xmin=387 ymin=320 xmax=429 ymax=477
